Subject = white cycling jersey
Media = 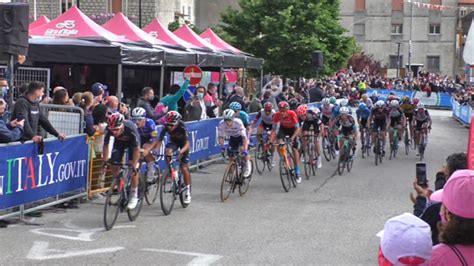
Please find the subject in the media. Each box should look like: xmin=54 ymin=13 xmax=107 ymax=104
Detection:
xmin=320 ymin=104 xmax=334 ymax=118
xmin=218 ymin=118 xmax=247 ymax=138
xmin=254 ymin=109 xmax=275 ymax=125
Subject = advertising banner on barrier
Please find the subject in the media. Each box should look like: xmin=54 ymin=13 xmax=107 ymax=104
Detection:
xmin=366 ymin=89 xmax=452 ymax=109
xmin=0 ymin=135 xmax=89 ymax=210
xmin=451 ymin=98 xmax=473 ymax=125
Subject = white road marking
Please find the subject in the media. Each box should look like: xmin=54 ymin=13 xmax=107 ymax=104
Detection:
xmin=27 ymin=241 xmax=124 ymax=260
xmin=142 ymin=248 xmax=222 ymax=266
xmin=30 ymin=225 xmax=135 ymax=242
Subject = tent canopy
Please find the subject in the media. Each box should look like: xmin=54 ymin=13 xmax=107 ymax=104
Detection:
xmin=29 ymin=15 xmax=50 ymax=31
xmin=143 ymin=19 xmax=197 ymax=50
xmin=200 ymin=28 xmax=243 ymax=54
xmin=103 ymin=12 xmax=166 ymax=46
xmin=174 ymin=25 xmax=219 ymax=52
xmin=29 ymin=6 xmax=127 ymax=43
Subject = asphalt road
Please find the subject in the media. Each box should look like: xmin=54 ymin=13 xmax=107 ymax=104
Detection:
xmin=0 ymin=110 xmax=468 ymax=265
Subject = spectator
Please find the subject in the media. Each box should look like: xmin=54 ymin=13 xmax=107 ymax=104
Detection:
xmin=12 ymin=82 xmax=65 ymax=143
xmin=137 ymin=87 xmax=160 ymax=121
xmin=79 ymin=92 xmax=96 ymax=137
xmin=248 ymin=92 xmax=263 ymax=113
xmin=0 ymin=98 xmax=24 ymax=143
xmin=427 ymin=170 xmax=474 ymax=265
xmin=0 ymin=78 xmax=9 ymax=99
xmin=72 ymin=92 xmax=83 ymax=106
xmin=91 ymin=82 xmax=107 ymax=106
xmin=160 ymin=80 xmax=190 ymax=112
xmin=204 ymin=82 xmax=220 ymax=118
xmin=106 ymin=95 xmax=129 ymax=118
xmin=412 ymin=152 xmax=466 ymax=245
xmin=377 ymin=213 xmax=432 ymax=266
xmin=309 ymin=82 xmax=325 ymax=103
xmin=185 ymin=86 xmax=207 ymax=121
xmin=52 ymin=87 xmax=71 ymax=105
xmin=225 ymin=86 xmax=247 ymax=112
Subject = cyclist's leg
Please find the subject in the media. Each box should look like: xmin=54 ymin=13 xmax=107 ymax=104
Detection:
xmin=256 ymin=125 xmax=264 ymax=145
xmin=179 ymin=153 xmax=191 ymax=186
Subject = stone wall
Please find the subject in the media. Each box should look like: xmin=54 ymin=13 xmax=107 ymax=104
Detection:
xmin=28 ymin=0 xmax=61 ymax=22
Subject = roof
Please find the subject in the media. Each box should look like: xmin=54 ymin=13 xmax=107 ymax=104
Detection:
xmin=173 ymin=24 xmax=219 ymax=52
xmin=143 ymin=19 xmax=198 ymax=49
xmin=200 ymin=28 xmax=243 ymax=54
xmin=29 ymin=15 xmax=50 ymax=31
xmin=459 ymin=0 xmax=474 ymax=4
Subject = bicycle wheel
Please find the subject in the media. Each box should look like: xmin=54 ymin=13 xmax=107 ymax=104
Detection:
xmin=127 ymin=176 xmax=144 ymax=221
xmin=366 ymin=133 xmax=371 ymax=157
xmin=419 ymin=144 xmax=425 ymax=161
xmin=279 ymin=157 xmax=291 ymax=192
xmin=404 ymin=131 xmax=410 ymax=155
xmin=322 ymin=136 xmax=332 ymax=162
xmin=347 ymin=146 xmax=354 ymax=173
xmin=374 ymin=140 xmax=379 ymax=166
xmin=160 ymin=170 xmax=176 ymax=215
xmin=308 ymin=142 xmax=317 ymax=176
xmin=103 ymin=177 xmax=121 ymax=231
xmin=288 ymin=152 xmax=297 ymax=188
xmin=255 ymin=143 xmax=265 ymax=175
xmin=144 ymin=166 xmax=160 ymax=205
xmin=379 ymin=140 xmax=384 ymax=164
xmin=393 ymin=136 xmax=398 ymax=159
xmin=337 ymin=150 xmax=346 ymax=175
xmin=178 ymin=173 xmax=190 ymax=208
xmin=266 ymin=149 xmax=274 ymax=172
xmin=239 ymin=159 xmax=253 ymax=196
xmin=303 ymin=148 xmax=310 ymax=180
xmin=361 ymin=138 xmax=366 ymax=159
xmin=220 ymin=162 xmax=236 ymax=202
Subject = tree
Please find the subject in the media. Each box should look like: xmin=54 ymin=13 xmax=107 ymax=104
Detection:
xmin=347 ymin=52 xmax=384 ymax=74
xmin=219 ymin=0 xmax=356 ymax=77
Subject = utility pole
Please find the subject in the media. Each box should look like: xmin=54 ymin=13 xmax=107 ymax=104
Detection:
xmin=396 ymin=42 xmax=401 ymax=78
xmin=408 ymin=0 xmax=414 ymax=79
xmin=138 ymin=0 xmax=142 ymax=28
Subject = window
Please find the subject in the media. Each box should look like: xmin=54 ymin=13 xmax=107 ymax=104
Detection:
xmin=392 ymin=0 xmax=403 ymax=11
xmin=355 ymin=0 xmax=365 ymax=11
xmin=429 ymin=24 xmax=441 ymax=35
xmin=427 ymin=56 xmax=440 ymax=72
xmin=391 ymin=24 xmax=403 ymax=34
xmin=430 ymin=0 xmax=441 ymax=4
xmin=354 ymin=23 xmax=365 ymax=41
xmin=460 ymin=9 xmax=468 ymax=17
xmin=389 ymin=55 xmax=403 ymax=68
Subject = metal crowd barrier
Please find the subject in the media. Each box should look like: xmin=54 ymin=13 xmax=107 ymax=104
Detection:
xmin=40 ymin=104 xmax=84 ymax=137
xmin=0 ymin=65 xmax=51 ymax=100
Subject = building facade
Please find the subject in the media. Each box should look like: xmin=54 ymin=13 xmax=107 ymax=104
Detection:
xmin=340 ymin=0 xmax=459 ymax=76
xmin=25 ymin=0 xmax=195 ymax=28
xmin=194 ymin=0 xmax=239 ymax=29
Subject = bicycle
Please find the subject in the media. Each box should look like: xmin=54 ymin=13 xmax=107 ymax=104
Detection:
xmin=404 ymin=127 xmax=410 ymax=155
xmin=373 ymin=128 xmax=384 ymax=166
xmin=300 ymin=132 xmax=317 ymax=180
xmin=254 ymin=130 xmax=273 ymax=174
xmin=337 ymin=134 xmax=355 ymax=175
xmin=278 ymin=136 xmax=298 ymax=192
xmin=417 ymin=125 xmax=429 ymax=161
xmin=322 ymin=125 xmax=336 ymax=162
xmin=103 ymin=162 xmax=144 ymax=231
xmin=388 ymin=127 xmax=399 ymax=160
xmin=138 ymin=152 xmax=161 ymax=205
xmin=360 ymin=126 xmax=371 ymax=159
xmin=159 ymin=151 xmax=190 ymax=215
xmin=220 ymin=149 xmax=253 ymax=202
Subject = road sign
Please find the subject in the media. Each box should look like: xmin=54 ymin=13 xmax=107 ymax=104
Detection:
xmin=183 ymin=65 xmax=203 ymax=85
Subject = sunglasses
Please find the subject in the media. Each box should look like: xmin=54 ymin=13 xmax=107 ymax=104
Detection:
xmin=166 ymin=124 xmax=177 ymax=128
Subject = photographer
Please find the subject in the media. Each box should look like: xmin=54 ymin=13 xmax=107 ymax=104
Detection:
xmin=411 ymin=152 xmax=466 ymax=245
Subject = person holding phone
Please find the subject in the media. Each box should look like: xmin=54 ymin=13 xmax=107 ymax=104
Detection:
xmin=0 ymin=98 xmax=24 ymax=143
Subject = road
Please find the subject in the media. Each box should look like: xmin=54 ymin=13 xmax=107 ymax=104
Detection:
xmin=0 ymin=110 xmax=468 ymax=265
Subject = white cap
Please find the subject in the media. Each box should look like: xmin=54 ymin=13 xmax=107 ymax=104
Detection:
xmin=377 ymin=213 xmax=432 ymax=265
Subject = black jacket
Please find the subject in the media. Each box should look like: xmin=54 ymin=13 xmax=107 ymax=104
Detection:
xmin=309 ymin=87 xmax=325 ymax=103
xmin=137 ymin=97 xmax=160 ymax=121
xmin=12 ymin=95 xmax=59 ymax=141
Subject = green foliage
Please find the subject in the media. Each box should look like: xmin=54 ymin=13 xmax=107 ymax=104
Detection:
xmin=168 ymin=20 xmax=203 ymax=34
xmin=219 ymin=0 xmax=356 ymax=77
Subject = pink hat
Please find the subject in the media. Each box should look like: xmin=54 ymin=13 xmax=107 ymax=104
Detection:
xmin=430 ymin=169 xmax=474 ymax=219
xmin=377 ymin=213 xmax=432 ymax=265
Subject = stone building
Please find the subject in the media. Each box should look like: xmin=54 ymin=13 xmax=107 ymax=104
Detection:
xmin=194 ymin=0 xmax=239 ymax=29
xmin=25 ymin=0 xmax=195 ymax=28
xmin=340 ymin=0 xmax=461 ymax=76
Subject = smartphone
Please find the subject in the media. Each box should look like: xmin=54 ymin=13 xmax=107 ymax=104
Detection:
xmin=416 ymin=162 xmax=427 ymax=186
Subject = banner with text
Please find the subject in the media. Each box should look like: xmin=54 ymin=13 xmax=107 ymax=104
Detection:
xmin=0 ymin=135 xmax=89 ymax=210
xmin=366 ymin=89 xmax=452 ymax=109
xmin=452 ymin=98 xmax=472 ymax=125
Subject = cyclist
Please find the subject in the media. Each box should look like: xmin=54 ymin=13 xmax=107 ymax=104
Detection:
xmin=229 ymin=102 xmax=251 ymax=139
xmin=369 ymin=100 xmax=388 ymax=155
xmin=413 ymin=102 xmax=432 ymax=154
xmin=320 ymin=98 xmax=335 ymax=138
xmin=360 ymin=94 xmax=373 ymax=109
xmin=102 ymin=113 xmax=141 ymax=209
xmin=387 ymin=99 xmax=406 ymax=145
xmin=333 ymin=106 xmax=357 ymax=158
xmin=288 ymin=98 xmax=299 ymax=112
xmin=271 ymin=101 xmax=302 ymax=183
xmin=218 ymin=109 xmax=251 ymax=178
xmin=369 ymin=91 xmax=379 ymax=104
xmin=155 ymin=111 xmax=192 ymax=204
xmin=296 ymin=104 xmax=323 ymax=168
xmin=356 ymin=102 xmax=371 ymax=148
xmin=251 ymin=102 xmax=276 ymax=165
xmin=400 ymin=96 xmax=415 ymax=142
xmin=131 ymin=107 xmax=159 ymax=182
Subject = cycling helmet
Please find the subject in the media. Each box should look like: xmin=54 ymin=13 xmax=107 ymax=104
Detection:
xmin=131 ymin=107 xmax=146 ymax=120
xmin=108 ymin=112 xmax=124 ymax=129
xmin=416 ymin=102 xmax=425 ymax=109
xmin=296 ymin=104 xmax=308 ymax=117
xmin=388 ymin=95 xmax=396 ymax=102
xmin=351 ymin=87 xmax=357 ymax=92
xmin=359 ymin=102 xmax=367 ymax=110
xmin=321 ymin=98 xmax=330 ymax=105
xmin=165 ymin=111 xmax=182 ymax=125
xmin=412 ymin=97 xmax=420 ymax=105
xmin=340 ymin=98 xmax=349 ymax=107
xmin=278 ymin=101 xmax=289 ymax=110
xmin=371 ymin=91 xmax=378 ymax=97
xmin=339 ymin=106 xmax=350 ymax=115
xmin=402 ymin=96 xmax=410 ymax=103
xmin=222 ymin=109 xmax=235 ymax=120
xmin=288 ymin=98 xmax=299 ymax=110
xmin=361 ymin=94 xmax=368 ymax=101
xmin=390 ymin=99 xmax=400 ymax=108
xmin=263 ymin=102 xmax=273 ymax=111
xmin=375 ymin=100 xmax=385 ymax=108
xmin=329 ymin=96 xmax=336 ymax=105
xmin=229 ymin=102 xmax=242 ymax=111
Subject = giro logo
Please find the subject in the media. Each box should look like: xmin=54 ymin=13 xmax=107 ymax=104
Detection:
xmin=45 ymin=20 xmax=78 ymax=37
xmin=148 ymin=31 xmax=158 ymax=38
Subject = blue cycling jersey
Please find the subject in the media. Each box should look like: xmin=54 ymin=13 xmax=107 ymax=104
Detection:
xmin=238 ymin=111 xmax=250 ymax=127
xmin=356 ymin=108 xmax=371 ymax=120
xmin=137 ymin=118 xmax=158 ymax=144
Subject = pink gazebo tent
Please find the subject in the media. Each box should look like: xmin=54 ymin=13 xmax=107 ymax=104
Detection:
xmin=143 ymin=19 xmax=198 ymax=50
xmin=29 ymin=15 xmax=50 ymax=31
xmin=29 ymin=6 xmax=127 ymax=42
xmin=200 ymin=28 xmax=243 ymax=54
xmin=173 ymin=25 xmax=220 ymax=52
xmin=102 ymin=12 xmax=166 ymax=46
